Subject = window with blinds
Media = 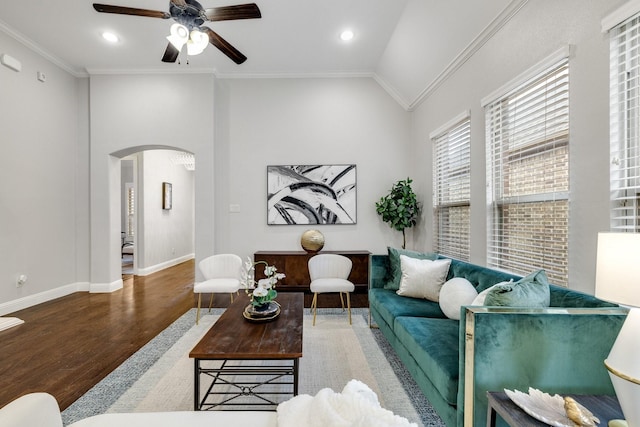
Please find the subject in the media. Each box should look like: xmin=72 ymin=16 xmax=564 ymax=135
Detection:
xmin=126 ymin=183 xmax=135 ymax=237
xmin=609 ymin=14 xmax=640 ymax=232
xmin=432 ymin=116 xmax=471 ymax=261
xmin=485 ymin=58 xmax=570 ymax=286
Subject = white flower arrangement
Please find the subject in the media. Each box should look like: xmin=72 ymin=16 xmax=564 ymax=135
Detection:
xmin=241 ymin=257 xmax=286 ymax=307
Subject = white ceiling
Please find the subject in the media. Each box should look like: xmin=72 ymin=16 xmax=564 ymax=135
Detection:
xmin=0 ymin=0 xmax=517 ymax=108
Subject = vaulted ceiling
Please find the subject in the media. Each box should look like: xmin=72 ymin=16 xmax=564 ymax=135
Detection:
xmin=0 ymin=0 xmax=518 ymax=109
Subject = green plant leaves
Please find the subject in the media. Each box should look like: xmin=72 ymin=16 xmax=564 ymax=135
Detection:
xmin=375 ymin=178 xmax=420 ymax=247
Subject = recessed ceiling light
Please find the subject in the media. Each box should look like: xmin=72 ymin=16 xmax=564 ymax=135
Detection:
xmin=102 ymin=32 xmax=119 ymax=43
xmin=340 ymin=30 xmax=355 ymax=42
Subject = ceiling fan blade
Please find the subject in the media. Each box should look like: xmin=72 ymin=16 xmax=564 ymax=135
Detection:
xmin=204 ymin=3 xmax=261 ymax=21
xmin=162 ymin=43 xmax=180 ymax=63
xmin=170 ymin=0 xmax=188 ymax=7
xmin=202 ymin=27 xmax=247 ymax=64
xmin=93 ymin=4 xmax=170 ymax=19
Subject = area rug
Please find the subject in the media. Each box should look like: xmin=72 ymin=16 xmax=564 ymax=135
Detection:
xmin=62 ymin=308 xmax=445 ymax=427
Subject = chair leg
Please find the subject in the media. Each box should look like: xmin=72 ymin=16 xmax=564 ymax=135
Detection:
xmin=346 ymin=292 xmax=352 ymax=325
xmin=207 ymin=293 xmax=214 ymax=312
xmin=339 ymin=292 xmax=346 ymax=311
xmin=196 ymin=293 xmax=202 ymax=325
xmin=230 ymin=292 xmax=235 ymax=303
xmin=311 ymin=293 xmax=318 ymax=326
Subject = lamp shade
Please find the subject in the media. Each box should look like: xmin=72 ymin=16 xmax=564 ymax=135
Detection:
xmin=595 ymin=232 xmax=640 ymax=307
xmin=605 ymin=308 xmax=640 ymax=427
xmin=595 ymin=232 xmax=640 ymax=427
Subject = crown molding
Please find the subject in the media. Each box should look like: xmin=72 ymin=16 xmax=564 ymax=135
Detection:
xmin=0 ymin=18 xmax=87 ymax=78
xmin=213 ymin=70 xmax=375 ymax=80
xmin=86 ymin=67 xmax=217 ymax=75
xmin=407 ymin=0 xmax=529 ymax=111
xmin=372 ymin=73 xmax=411 ymax=111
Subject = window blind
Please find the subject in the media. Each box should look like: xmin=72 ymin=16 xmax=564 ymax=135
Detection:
xmin=432 ymin=116 xmax=471 ymax=261
xmin=486 ymin=58 xmax=570 ymax=286
xmin=610 ymin=14 xmax=640 ymax=232
xmin=126 ymin=183 xmax=135 ymax=237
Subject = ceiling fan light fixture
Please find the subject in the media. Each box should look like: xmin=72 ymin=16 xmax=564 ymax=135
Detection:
xmin=187 ymin=29 xmax=209 ymax=56
xmin=167 ymin=23 xmax=189 ymax=50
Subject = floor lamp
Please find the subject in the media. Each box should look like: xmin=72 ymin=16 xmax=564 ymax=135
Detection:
xmin=595 ymin=232 xmax=640 ymax=427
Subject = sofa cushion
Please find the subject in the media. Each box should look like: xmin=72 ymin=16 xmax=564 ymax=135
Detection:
xmin=0 ymin=392 xmax=63 ymax=427
xmin=369 ymin=288 xmax=446 ymax=328
xmin=444 ymin=258 xmax=522 ymax=292
xmin=385 ymin=247 xmax=438 ymax=290
xmin=484 ymin=270 xmax=550 ymax=307
xmin=471 ymin=281 xmax=512 ymax=305
xmin=439 ymin=277 xmax=478 ymax=320
xmin=397 ymin=256 xmax=451 ymax=301
xmin=394 ymin=316 xmax=460 ymax=406
xmin=69 ymin=411 xmax=279 ymax=427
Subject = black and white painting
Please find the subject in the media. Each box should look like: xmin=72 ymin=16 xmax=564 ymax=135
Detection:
xmin=267 ymin=165 xmax=357 ymax=225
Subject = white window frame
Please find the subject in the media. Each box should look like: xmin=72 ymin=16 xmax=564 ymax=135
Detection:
xmin=606 ymin=10 xmax=640 ymax=232
xmin=483 ymin=50 xmax=571 ymax=286
xmin=431 ymin=112 xmax=471 ymax=261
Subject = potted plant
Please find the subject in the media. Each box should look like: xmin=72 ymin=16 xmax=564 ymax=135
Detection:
xmin=375 ymin=178 xmax=420 ymax=249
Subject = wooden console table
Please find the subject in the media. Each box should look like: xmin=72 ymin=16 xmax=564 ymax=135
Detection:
xmin=254 ymin=251 xmax=371 ymax=292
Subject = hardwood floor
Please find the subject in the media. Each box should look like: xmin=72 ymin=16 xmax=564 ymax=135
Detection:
xmin=0 ymin=260 xmax=195 ymax=411
xmin=0 ymin=259 xmax=368 ymax=411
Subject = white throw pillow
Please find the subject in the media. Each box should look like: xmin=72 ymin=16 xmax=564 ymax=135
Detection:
xmin=396 ymin=255 xmax=452 ymax=301
xmin=471 ymin=280 xmax=514 ymax=305
xmin=438 ymin=278 xmax=478 ymax=320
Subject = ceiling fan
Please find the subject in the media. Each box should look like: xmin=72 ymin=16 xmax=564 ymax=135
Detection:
xmin=93 ymin=0 xmax=261 ymax=64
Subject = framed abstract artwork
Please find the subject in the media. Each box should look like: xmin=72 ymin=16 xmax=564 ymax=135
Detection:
xmin=267 ymin=164 xmax=357 ymax=225
xmin=162 ymin=182 xmax=172 ymax=210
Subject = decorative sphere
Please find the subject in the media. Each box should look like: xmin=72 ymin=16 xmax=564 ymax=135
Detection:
xmin=301 ymin=230 xmax=325 ymax=253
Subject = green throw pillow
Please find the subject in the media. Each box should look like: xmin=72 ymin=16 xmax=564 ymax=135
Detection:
xmin=385 ymin=247 xmax=438 ymax=290
xmin=483 ymin=270 xmax=551 ymax=307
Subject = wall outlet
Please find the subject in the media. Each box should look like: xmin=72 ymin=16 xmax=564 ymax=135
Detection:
xmin=16 ymin=274 xmax=27 ymax=287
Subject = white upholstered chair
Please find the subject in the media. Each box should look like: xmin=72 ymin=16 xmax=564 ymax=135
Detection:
xmin=308 ymin=254 xmax=355 ymax=326
xmin=194 ymin=254 xmax=242 ymax=324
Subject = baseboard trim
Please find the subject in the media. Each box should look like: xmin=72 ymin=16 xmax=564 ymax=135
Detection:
xmin=0 ymin=282 xmax=88 ymax=316
xmin=90 ymin=278 xmax=123 ymax=293
xmin=0 ymin=255 xmax=195 ymax=315
xmin=136 ymin=253 xmax=195 ymax=276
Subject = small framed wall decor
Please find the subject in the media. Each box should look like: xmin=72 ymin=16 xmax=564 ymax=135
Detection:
xmin=162 ymin=182 xmax=172 ymax=210
xmin=267 ymin=164 xmax=357 ymax=225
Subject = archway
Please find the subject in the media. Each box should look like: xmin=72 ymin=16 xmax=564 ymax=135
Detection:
xmin=90 ymin=145 xmax=199 ymax=293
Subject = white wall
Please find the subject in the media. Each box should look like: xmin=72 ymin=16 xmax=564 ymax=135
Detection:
xmin=0 ymin=31 xmax=90 ymax=313
xmin=89 ymin=73 xmax=214 ymax=290
xmin=214 ymin=77 xmax=412 ymax=260
xmin=138 ymin=150 xmax=195 ymax=274
xmin=408 ymin=0 xmax=626 ymax=293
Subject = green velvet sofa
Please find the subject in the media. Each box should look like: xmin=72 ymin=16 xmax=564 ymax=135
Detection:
xmin=368 ymin=253 xmax=628 ymax=427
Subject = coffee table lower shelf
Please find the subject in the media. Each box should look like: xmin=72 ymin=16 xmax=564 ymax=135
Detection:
xmin=194 ymin=358 xmax=299 ymax=410
xmin=189 ymin=293 xmax=304 ymax=412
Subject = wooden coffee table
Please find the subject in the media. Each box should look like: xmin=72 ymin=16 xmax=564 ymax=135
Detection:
xmin=189 ymin=292 xmax=304 ymax=411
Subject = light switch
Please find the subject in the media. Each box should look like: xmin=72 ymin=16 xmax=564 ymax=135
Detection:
xmin=229 ymin=204 xmax=240 ymax=213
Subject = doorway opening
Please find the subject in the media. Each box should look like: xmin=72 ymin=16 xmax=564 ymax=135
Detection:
xmin=118 ymin=148 xmax=195 ymax=277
